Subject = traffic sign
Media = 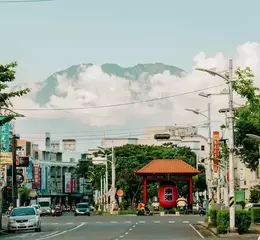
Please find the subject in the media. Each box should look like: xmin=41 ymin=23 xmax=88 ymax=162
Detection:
xmin=117 ymin=189 xmax=124 ymax=197
xmin=0 ymin=179 xmax=6 ymax=190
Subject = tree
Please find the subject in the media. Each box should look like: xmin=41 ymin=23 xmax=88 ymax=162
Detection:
xmin=229 ymin=67 xmax=260 ymax=170
xmin=19 ymin=186 xmax=30 ymax=206
xmin=249 ymin=185 xmax=260 ymax=203
xmin=0 ymin=62 xmax=30 ymax=125
xmin=90 ymin=144 xmax=204 ymax=209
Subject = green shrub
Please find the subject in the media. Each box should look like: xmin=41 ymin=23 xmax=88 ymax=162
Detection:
xmin=216 ymin=210 xmax=251 ymax=234
xmin=119 ymin=209 xmax=136 ymax=215
xmin=251 ymin=207 xmax=260 ymax=223
xmin=217 ymin=225 xmax=227 ymax=234
xmin=217 ymin=210 xmax=229 ymax=232
xmin=210 ymin=209 xmax=218 ymax=226
xmin=235 ymin=210 xmax=251 ymax=234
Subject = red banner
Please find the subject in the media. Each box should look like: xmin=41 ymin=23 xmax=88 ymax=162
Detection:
xmin=71 ymin=178 xmax=76 ymax=192
xmin=213 ymin=131 xmax=220 ymax=173
xmin=33 ymin=165 xmax=40 ymax=189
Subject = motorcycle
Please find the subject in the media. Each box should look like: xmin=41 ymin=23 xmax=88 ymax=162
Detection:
xmin=51 ymin=206 xmax=62 ymax=217
xmin=136 ymin=206 xmax=152 ymax=216
xmin=199 ymin=207 xmax=206 ymax=216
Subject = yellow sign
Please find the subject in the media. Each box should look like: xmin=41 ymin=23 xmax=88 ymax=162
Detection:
xmin=0 ymin=152 xmax=12 ymax=165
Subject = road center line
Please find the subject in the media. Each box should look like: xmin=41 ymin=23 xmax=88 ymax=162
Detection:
xmin=189 ymin=224 xmax=204 ymax=239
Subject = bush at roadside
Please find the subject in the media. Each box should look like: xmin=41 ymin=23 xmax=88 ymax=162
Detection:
xmin=250 ymin=207 xmax=260 ymax=223
xmin=214 ymin=210 xmax=251 ymax=234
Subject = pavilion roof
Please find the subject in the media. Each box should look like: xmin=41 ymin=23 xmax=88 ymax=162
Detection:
xmin=135 ymin=159 xmax=200 ymax=175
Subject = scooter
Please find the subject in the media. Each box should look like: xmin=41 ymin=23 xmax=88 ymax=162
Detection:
xmin=199 ymin=207 xmax=206 ymax=216
xmin=136 ymin=206 xmax=152 ymax=216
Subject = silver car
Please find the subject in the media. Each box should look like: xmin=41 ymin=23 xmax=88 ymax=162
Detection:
xmin=7 ymin=206 xmax=41 ymax=233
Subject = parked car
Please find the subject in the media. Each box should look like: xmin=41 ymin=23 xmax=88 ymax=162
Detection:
xmin=74 ymin=203 xmax=90 ymax=216
xmin=7 ymin=206 xmax=41 ymax=233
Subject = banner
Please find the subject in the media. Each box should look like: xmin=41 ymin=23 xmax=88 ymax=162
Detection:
xmin=64 ymin=172 xmax=71 ymax=193
xmin=213 ymin=131 xmax=220 ymax=173
xmin=33 ymin=165 xmax=40 ymax=189
xmin=0 ymin=152 xmax=12 ymax=165
xmin=25 ymin=160 xmax=33 ymax=189
xmin=40 ymin=166 xmax=46 ymax=190
xmin=0 ymin=120 xmax=11 ymax=152
xmin=79 ymin=177 xmax=84 ymax=193
xmin=71 ymin=178 xmax=76 ymax=192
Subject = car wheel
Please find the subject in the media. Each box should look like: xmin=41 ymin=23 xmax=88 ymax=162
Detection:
xmin=7 ymin=229 xmax=14 ymax=233
xmin=74 ymin=213 xmax=77 ymax=216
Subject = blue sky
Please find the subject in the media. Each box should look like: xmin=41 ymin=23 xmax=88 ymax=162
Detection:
xmin=1 ymin=0 xmax=259 ymax=83
xmin=1 ymin=0 xmax=260 ymax=152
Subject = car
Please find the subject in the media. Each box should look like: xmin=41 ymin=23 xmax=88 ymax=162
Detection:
xmin=7 ymin=206 xmax=41 ymax=233
xmin=31 ymin=204 xmax=42 ymax=216
xmin=74 ymin=203 xmax=90 ymax=216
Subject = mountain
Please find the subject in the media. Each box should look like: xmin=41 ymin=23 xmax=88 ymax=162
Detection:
xmin=33 ymin=63 xmax=185 ymax=105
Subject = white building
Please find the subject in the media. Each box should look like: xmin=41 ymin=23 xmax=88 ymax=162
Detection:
xmin=100 ymin=125 xmax=209 ymax=164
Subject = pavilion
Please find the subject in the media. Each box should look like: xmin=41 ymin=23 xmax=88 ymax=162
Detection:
xmin=135 ymin=159 xmax=200 ymax=209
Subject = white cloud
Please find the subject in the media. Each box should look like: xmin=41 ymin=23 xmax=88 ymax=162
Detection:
xmin=11 ymin=42 xmax=260 ymax=128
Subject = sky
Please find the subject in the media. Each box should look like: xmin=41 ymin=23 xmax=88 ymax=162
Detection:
xmin=1 ymin=0 xmax=260 ymax=152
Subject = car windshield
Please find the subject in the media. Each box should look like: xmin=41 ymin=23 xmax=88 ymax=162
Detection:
xmin=76 ymin=203 xmax=88 ymax=208
xmin=32 ymin=205 xmax=39 ymax=209
xmin=11 ymin=208 xmax=36 ymax=216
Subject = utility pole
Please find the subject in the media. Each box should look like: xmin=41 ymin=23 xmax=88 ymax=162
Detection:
xmin=12 ymin=134 xmax=17 ymax=207
xmin=111 ymin=145 xmax=116 ymax=212
xmin=227 ymin=59 xmax=236 ymax=231
xmin=207 ymin=102 xmax=213 ymax=208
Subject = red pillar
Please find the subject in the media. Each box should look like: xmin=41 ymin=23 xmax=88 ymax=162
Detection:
xmin=143 ymin=176 xmax=147 ymax=204
xmin=188 ymin=177 xmax=193 ymax=208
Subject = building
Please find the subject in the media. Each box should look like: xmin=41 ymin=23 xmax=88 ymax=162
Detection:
xmin=100 ymin=125 xmax=209 ymax=164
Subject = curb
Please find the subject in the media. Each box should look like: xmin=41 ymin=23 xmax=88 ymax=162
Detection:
xmin=200 ymin=223 xmax=218 ymax=237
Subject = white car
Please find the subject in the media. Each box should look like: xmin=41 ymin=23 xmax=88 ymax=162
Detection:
xmin=31 ymin=204 xmax=42 ymax=216
xmin=8 ymin=206 xmax=41 ymax=233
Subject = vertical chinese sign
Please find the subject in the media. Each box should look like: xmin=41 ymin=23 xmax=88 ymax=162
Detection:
xmin=213 ymin=131 xmax=220 ymax=174
xmin=33 ymin=164 xmax=40 ymax=189
xmin=71 ymin=178 xmax=76 ymax=192
xmin=64 ymin=172 xmax=71 ymax=193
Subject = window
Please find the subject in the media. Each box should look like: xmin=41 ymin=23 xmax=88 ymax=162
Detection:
xmin=201 ymin=145 xmax=205 ymax=151
xmin=164 ymin=188 xmax=173 ymax=201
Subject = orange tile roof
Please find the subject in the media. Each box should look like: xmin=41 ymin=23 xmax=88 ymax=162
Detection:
xmin=135 ymin=159 xmax=200 ymax=175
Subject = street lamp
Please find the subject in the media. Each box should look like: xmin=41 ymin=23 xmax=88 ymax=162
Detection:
xmin=97 ymin=145 xmax=116 ymax=214
xmin=195 ymin=59 xmax=236 ymax=232
xmin=185 ymin=104 xmax=213 ymax=208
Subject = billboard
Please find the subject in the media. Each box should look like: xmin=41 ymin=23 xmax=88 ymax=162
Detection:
xmin=79 ymin=177 xmax=84 ymax=193
xmin=64 ymin=172 xmax=71 ymax=193
xmin=213 ymin=131 xmax=220 ymax=174
xmin=0 ymin=152 xmax=12 ymax=165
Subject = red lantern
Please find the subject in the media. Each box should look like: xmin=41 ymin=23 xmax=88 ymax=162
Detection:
xmin=158 ymin=184 xmax=178 ymax=208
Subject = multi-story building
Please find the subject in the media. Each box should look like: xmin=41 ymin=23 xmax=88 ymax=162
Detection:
xmin=100 ymin=125 xmax=209 ymax=164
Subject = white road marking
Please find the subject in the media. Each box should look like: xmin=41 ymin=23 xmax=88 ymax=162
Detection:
xmin=125 ymin=232 xmax=128 ymax=235
xmin=197 ymin=221 xmax=204 ymax=224
xmin=51 ymin=223 xmax=59 ymax=225
xmin=139 ymin=221 xmax=146 ymax=224
xmin=133 ymin=225 xmax=136 ymax=227
xmin=120 ymin=235 xmax=124 ymax=238
xmin=66 ymin=222 xmax=74 ymax=225
xmin=36 ymin=231 xmax=67 ymax=240
xmin=154 ymin=221 xmax=160 ymax=223
xmin=129 ymin=228 xmax=132 ymax=231
xmin=168 ymin=221 xmax=175 ymax=223
xmin=96 ymin=221 xmax=103 ymax=224
xmin=183 ymin=221 xmax=190 ymax=224
xmin=190 ymin=224 xmax=204 ymax=239
xmin=41 ymin=231 xmax=59 ymax=238
xmin=110 ymin=221 xmax=118 ymax=223
xmin=68 ymin=223 xmax=86 ymax=232
xmin=257 ymin=236 xmax=260 ymax=240
xmin=124 ymin=221 xmax=132 ymax=223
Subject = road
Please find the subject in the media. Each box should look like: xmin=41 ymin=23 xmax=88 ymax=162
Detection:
xmin=1 ymin=213 xmax=259 ymax=240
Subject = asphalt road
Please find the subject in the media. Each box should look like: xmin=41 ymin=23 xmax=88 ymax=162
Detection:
xmin=1 ymin=213 xmax=259 ymax=240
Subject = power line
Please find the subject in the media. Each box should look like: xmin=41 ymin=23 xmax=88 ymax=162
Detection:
xmin=12 ymin=84 xmax=225 ymax=111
